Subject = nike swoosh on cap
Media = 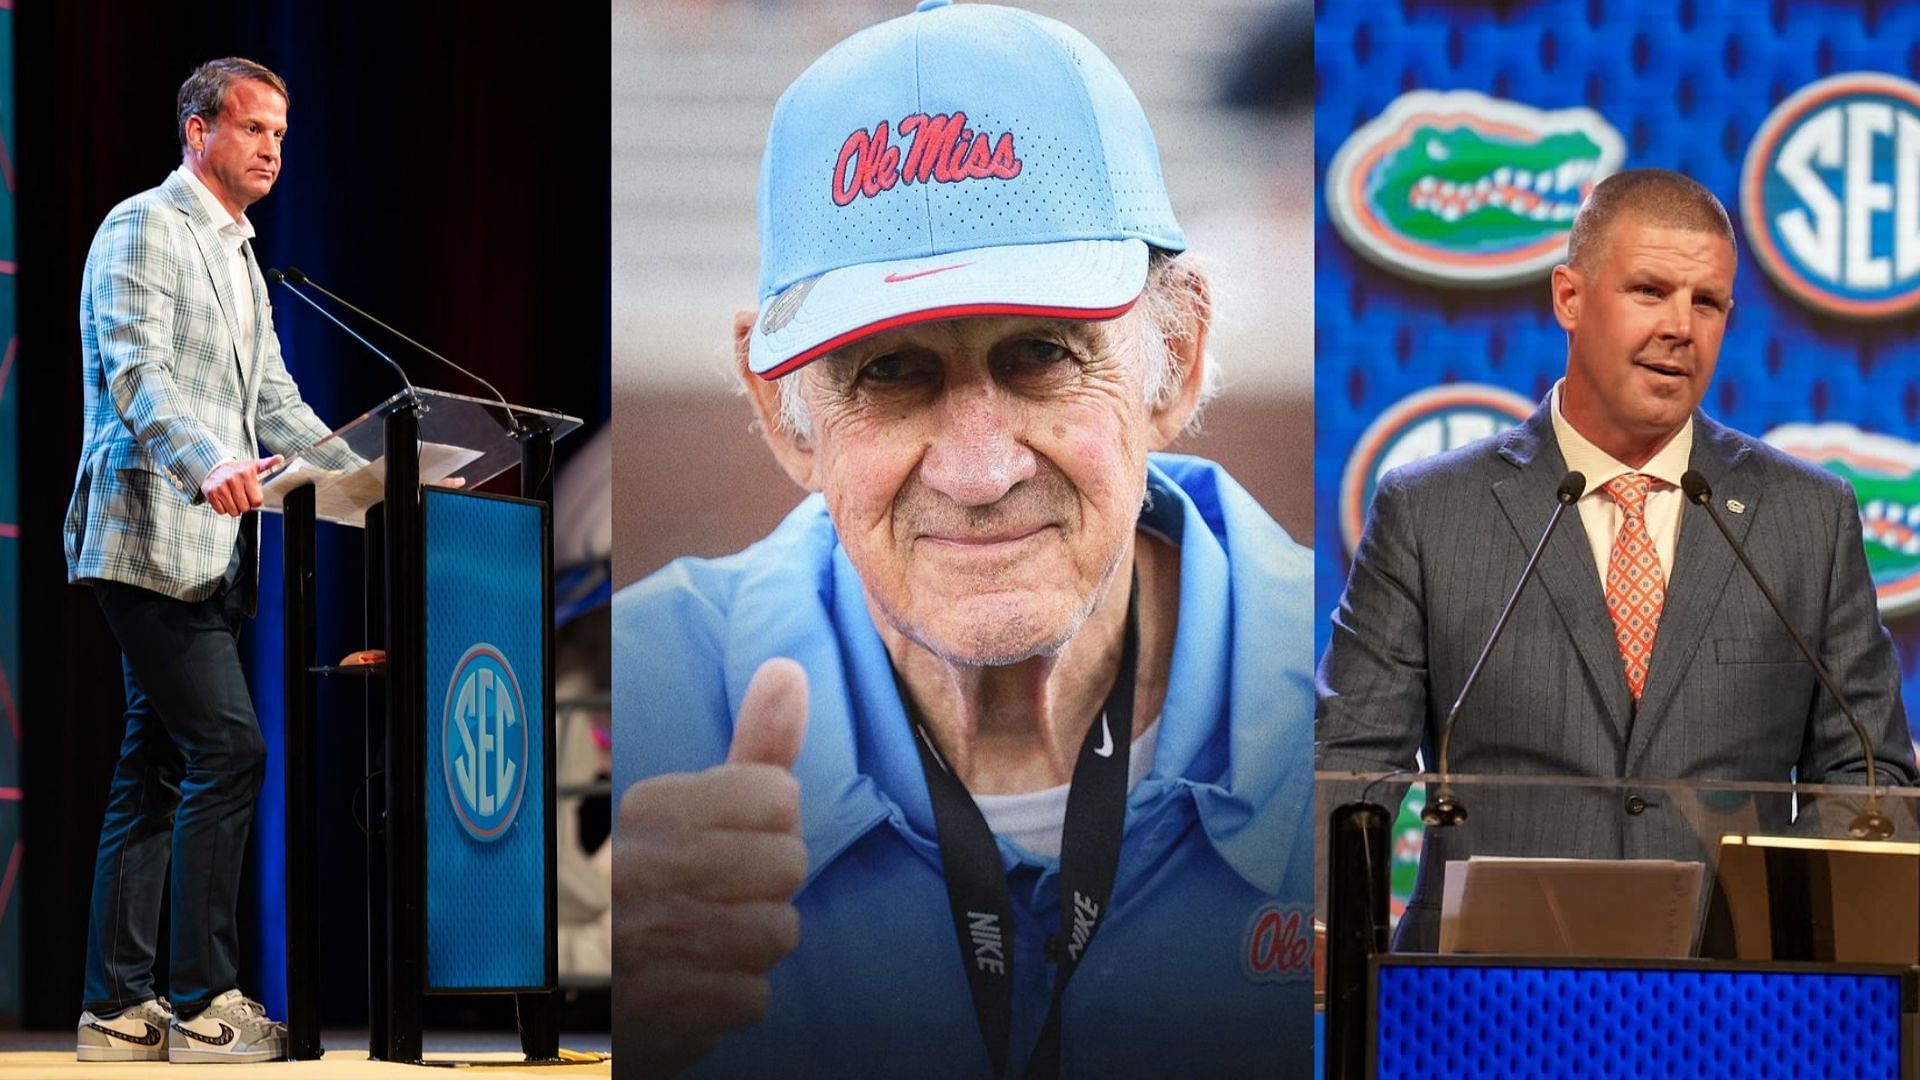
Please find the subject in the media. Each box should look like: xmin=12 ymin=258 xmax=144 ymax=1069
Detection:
xmin=882 ymin=262 xmax=972 ymax=284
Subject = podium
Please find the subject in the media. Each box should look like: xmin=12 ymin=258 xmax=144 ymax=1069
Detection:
xmin=1316 ymin=771 xmax=1920 ymax=1078
xmin=264 ymin=388 xmax=582 ymax=1063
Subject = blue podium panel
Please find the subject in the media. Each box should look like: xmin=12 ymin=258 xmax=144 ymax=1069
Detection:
xmin=1373 ymin=960 xmax=1911 ymax=1079
xmin=423 ymin=489 xmax=548 ymax=991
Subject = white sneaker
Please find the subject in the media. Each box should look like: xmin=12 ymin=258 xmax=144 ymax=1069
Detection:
xmin=168 ymin=989 xmax=287 ymax=1064
xmin=76 ymin=997 xmax=171 ymax=1062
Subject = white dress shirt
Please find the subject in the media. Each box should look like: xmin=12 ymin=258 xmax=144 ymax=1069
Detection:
xmin=1549 ymin=380 xmax=1692 ymax=585
xmin=176 ymin=165 xmax=258 ymax=375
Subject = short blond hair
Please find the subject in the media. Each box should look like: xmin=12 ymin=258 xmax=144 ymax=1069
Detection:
xmin=1566 ymin=168 xmax=1735 ymax=273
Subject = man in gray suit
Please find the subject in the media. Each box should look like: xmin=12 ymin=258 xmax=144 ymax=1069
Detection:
xmin=65 ymin=58 xmax=327 ymax=1064
xmin=1316 ymin=169 xmax=1919 ymax=950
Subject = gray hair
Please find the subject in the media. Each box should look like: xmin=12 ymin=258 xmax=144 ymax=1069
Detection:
xmin=177 ymin=57 xmax=288 ymax=150
xmin=773 ymin=250 xmax=1219 ymax=437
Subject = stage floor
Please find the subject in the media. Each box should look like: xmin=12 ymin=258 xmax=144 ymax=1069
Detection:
xmin=0 ymin=1031 xmax=613 ymax=1076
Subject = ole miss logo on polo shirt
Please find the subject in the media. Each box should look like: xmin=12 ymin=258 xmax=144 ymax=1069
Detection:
xmin=1243 ymin=903 xmax=1312 ymax=983
xmin=832 ymin=112 xmax=1023 ymax=206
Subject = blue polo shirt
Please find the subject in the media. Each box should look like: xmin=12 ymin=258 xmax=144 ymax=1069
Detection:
xmin=614 ymin=454 xmax=1314 ymax=1078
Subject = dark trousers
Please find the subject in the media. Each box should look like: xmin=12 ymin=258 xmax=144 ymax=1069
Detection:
xmin=83 ymin=579 xmax=266 ymax=1018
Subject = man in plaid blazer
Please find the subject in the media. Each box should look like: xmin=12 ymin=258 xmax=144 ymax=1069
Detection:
xmin=64 ymin=58 xmax=328 ymax=1065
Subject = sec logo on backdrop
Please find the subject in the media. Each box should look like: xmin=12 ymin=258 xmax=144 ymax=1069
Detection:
xmin=1326 ymin=90 xmax=1624 ymax=287
xmin=442 ymin=644 xmax=529 ymax=842
xmin=1742 ymin=72 xmax=1920 ymax=319
xmin=1341 ymin=384 xmax=1536 ymax=556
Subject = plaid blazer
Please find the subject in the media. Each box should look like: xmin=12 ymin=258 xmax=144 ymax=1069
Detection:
xmin=65 ymin=170 xmax=333 ymax=607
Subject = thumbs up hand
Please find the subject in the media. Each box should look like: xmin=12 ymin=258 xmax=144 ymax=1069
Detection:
xmin=615 ymin=658 xmax=811 ymax=1075
xmin=723 ymin=657 xmax=809 ymax=771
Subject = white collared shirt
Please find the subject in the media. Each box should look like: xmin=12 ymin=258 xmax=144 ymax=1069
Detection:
xmin=1550 ymin=379 xmax=1693 ymax=585
xmin=176 ymin=165 xmax=258 ymax=375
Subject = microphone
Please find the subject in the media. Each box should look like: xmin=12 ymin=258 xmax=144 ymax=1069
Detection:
xmin=1425 ymin=470 xmax=1588 ymax=828
xmin=1679 ymin=469 xmax=1894 ymax=840
xmin=281 ymin=267 xmax=524 ymax=434
xmin=267 ymin=268 xmax=419 ymax=400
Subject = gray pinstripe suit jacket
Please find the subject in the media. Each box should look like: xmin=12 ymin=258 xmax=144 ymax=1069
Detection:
xmin=1316 ymin=399 xmax=1919 ymax=948
xmin=64 ymin=170 xmax=333 ymax=609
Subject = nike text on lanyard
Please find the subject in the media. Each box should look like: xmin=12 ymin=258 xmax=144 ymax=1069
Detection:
xmin=906 ymin=579 xmax=1137 ymax=1079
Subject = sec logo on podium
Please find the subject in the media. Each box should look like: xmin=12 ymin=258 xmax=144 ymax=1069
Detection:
xmin=1743 ymin=71 xmax=1920 ymax=319
xmin=441 ymin=643 xmax=530 ymax=842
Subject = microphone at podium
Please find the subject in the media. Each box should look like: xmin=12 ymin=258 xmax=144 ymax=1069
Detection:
xmin=1426 ymin=469 xmax=1587 ymax=827
xmin=1680 ymin=469 xmax=1894 ymax=840
xmin=266 ymin=267 xmax=420 ymax=399
xmin=279 ymin=266 xmax=524 ymax=434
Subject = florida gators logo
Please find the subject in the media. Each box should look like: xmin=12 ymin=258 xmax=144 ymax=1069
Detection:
xmin=1341 ymin=384 xmax=1536 ymax=557
xmin=1765 ymin=422 xmax=1920 ymax=617
xmin=832 ymin=113 xmax=1022 ymax=206
xmin=1741 ymin=73 xmax=1920 ymax=319
xmin=1327 ymin=91 xmax=1623 ymax=287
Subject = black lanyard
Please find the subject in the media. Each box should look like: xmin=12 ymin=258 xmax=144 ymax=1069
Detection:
xmin=905 ymin=581 xmax=1138 ymax=1079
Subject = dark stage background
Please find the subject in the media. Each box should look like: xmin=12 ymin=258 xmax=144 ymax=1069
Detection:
xmin=14 ymin=4 xmax=608 ymax=1029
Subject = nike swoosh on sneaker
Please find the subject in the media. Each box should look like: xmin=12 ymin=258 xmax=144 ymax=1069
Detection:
xmin=174 ymin=1022 xmax=236 ymax=1046
xmin=882 ymin=262 xmax=971 ymax=284
xmin=87 ymin=1021 xmax=162 ymax=1046
xmin=1093 ymin=712 xmax=1114 ymax=758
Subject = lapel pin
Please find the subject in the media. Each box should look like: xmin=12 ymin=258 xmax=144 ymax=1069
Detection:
xmin=1726 ymin=499 xmax=1746 ymax=515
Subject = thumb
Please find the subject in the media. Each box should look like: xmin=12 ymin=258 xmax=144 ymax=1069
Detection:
xmin=255 ymin=454 xmax=285 ymax=474
xmin=726 ymin=657 xmax=809 ymax=770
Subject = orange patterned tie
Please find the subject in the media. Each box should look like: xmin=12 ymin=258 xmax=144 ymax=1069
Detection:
xmin=1603 ymin=474 xmax=1665 ymax=702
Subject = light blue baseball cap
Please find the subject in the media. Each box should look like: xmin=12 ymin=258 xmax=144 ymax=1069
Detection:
xmin=748 ymin=0 xmax=1187 ymax=379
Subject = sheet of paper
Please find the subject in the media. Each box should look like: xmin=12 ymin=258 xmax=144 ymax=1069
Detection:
xmin=260 ymin=456 xmax=328 ymax=503
xmin=1439 ymin=860 xmax=1468 ymax=954
xmin=263 ymin=442 xmax=484 ymax=526
xmin=1440 ymin=856 xmax=1705 ymax=958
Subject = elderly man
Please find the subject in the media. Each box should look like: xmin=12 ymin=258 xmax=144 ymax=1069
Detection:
xmin=614 ymin=2 xmax=1313 ymax=1077
xmin=65 ymin=57 xmax=326 ymax=1064
xmin=1317 ymin=169 xmax=1919 ymax=950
